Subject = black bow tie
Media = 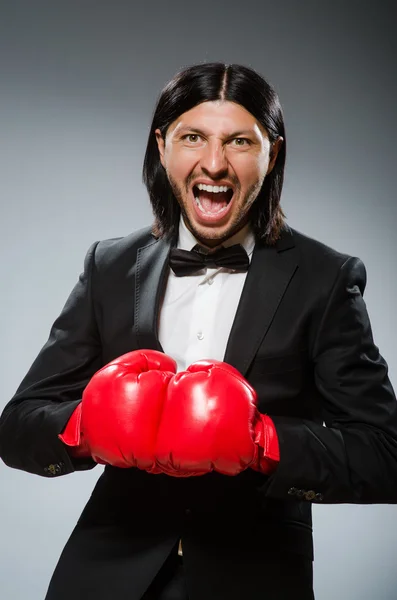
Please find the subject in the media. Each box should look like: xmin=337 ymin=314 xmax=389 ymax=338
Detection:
xmin=169 ymin=243 xmax=249 ymax=277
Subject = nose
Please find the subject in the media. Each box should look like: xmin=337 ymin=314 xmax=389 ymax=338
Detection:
xmin=199 ymin=139 xmax=228 ymax=179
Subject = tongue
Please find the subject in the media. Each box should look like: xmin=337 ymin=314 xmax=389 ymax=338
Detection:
xmin=199 ymin=191 xmax=228 ymax=213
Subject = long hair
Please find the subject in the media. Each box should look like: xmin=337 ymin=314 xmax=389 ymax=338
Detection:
xmin=142 ymin=62 xmax=286 ymax=245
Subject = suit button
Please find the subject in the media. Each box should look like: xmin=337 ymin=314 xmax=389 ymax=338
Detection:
xmin=305 ymin=490 xmax=316 ymax=501
xmin=288 ymin=487 xmax=298 ymax=496
xmin=315 ymin=493 xmax=324 ymax=502
xmin=44 ymin=462 xmax=64 ymax=476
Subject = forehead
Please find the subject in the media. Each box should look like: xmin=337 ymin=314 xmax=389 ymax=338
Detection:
xmin=168 ymin=100 xmax=267 ymax=137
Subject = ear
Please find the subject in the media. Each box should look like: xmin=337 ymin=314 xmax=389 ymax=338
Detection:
xmin=266 ymin=136 xmax=284 ymax=175
xmin=155 ymin=128 xmax=166 ymax=168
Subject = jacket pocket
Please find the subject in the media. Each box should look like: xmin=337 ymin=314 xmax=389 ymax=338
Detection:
xmin=250 ymin=348 xmax=309 ymax=375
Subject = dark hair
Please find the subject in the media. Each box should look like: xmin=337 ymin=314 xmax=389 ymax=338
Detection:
xmin=142 ymin=62 xmax=286 ymax=245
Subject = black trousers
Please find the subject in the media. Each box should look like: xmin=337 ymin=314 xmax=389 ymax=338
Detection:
xmin=140 ymin=549 xmax=314 ymax=600
xmin=141 ymin=551 xmax=188 ymax=600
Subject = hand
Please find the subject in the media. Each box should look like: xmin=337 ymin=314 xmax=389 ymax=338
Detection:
xmin=59 ymin=349 xmax=177 ymax=470
xmin=154 ymin=359 xmax=279 ymax=476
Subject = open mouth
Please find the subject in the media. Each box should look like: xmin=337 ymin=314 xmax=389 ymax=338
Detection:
xmin=192 ymin=183 xmax=234 ymax=220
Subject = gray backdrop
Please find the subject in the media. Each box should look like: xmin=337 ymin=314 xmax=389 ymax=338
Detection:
xmin=1 ymin=1 xmax=396 ymax=598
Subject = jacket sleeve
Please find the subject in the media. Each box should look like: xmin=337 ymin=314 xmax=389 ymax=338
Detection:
xmin=261 ymin=256 xmax=397 ymax=504
xmin=0 ymin=242 xmax=102 ymax=477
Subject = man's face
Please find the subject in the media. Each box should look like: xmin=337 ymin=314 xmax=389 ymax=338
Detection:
xmin=155 ymin=100 xmax=282 ymax=248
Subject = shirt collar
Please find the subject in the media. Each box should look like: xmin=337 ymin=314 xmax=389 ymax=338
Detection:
xmin=177 ymin=216 xmax=256 ymax=260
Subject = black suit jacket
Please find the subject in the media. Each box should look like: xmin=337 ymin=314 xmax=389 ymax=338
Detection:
xmin=1 ymin=224 xmax=397 ymax=600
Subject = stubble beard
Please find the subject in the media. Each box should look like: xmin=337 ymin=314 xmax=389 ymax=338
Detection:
xmin=167 ymin=172 xmax=264 ymax=247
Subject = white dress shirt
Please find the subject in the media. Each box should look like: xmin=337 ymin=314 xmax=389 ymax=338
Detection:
xmin=158 ymin=218 xmax=255 ymax=373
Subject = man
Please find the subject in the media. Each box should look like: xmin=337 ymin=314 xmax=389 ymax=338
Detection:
xmin=1 ymin=62 xmax=397 ymax=600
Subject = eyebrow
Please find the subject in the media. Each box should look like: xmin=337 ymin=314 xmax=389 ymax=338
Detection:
xmin=176 ymin=126 xmax=259 ymax=138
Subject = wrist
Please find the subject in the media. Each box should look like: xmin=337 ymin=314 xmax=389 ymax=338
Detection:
xmin=58 ymin=403 xmax=91 ymax=458
xmin=253 ymin=413 xmax=280 ymax=474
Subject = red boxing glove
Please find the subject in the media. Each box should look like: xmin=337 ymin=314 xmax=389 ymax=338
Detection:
xmin=252 ymin=413 xmax=280 ymax=475
xmin=59 ymin=350 xmax=177 ymax=470
xmin=155 ymin=359 xmax=279 ymax=476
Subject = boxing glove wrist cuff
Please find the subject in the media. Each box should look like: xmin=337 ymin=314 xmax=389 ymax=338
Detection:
xmin=58 ymin=403 xmax=91 ymax=458
xmin=254 ymin=414 xmax=280 ymax=475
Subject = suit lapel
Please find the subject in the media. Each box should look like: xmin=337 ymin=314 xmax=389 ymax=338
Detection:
xmin=134 ymin=235 xmax=173 ymax=352
xmin=133 ymin=226 xmax=298 ymax=374
xmin=224 ymin=226 xmax=298 ymax=377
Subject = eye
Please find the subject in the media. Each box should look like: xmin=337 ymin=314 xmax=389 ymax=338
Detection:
xmin=232 ymin=137 xmax=250 ymax=147
xmin=183 ymin=134 xmax=201 ymax=143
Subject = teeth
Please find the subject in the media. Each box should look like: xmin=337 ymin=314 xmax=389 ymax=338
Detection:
xmin=196 ymin=183 xmax=231 ymax=193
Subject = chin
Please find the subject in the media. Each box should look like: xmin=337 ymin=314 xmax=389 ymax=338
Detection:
xmin=185 ymin=215 xmax=242 ymax=247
